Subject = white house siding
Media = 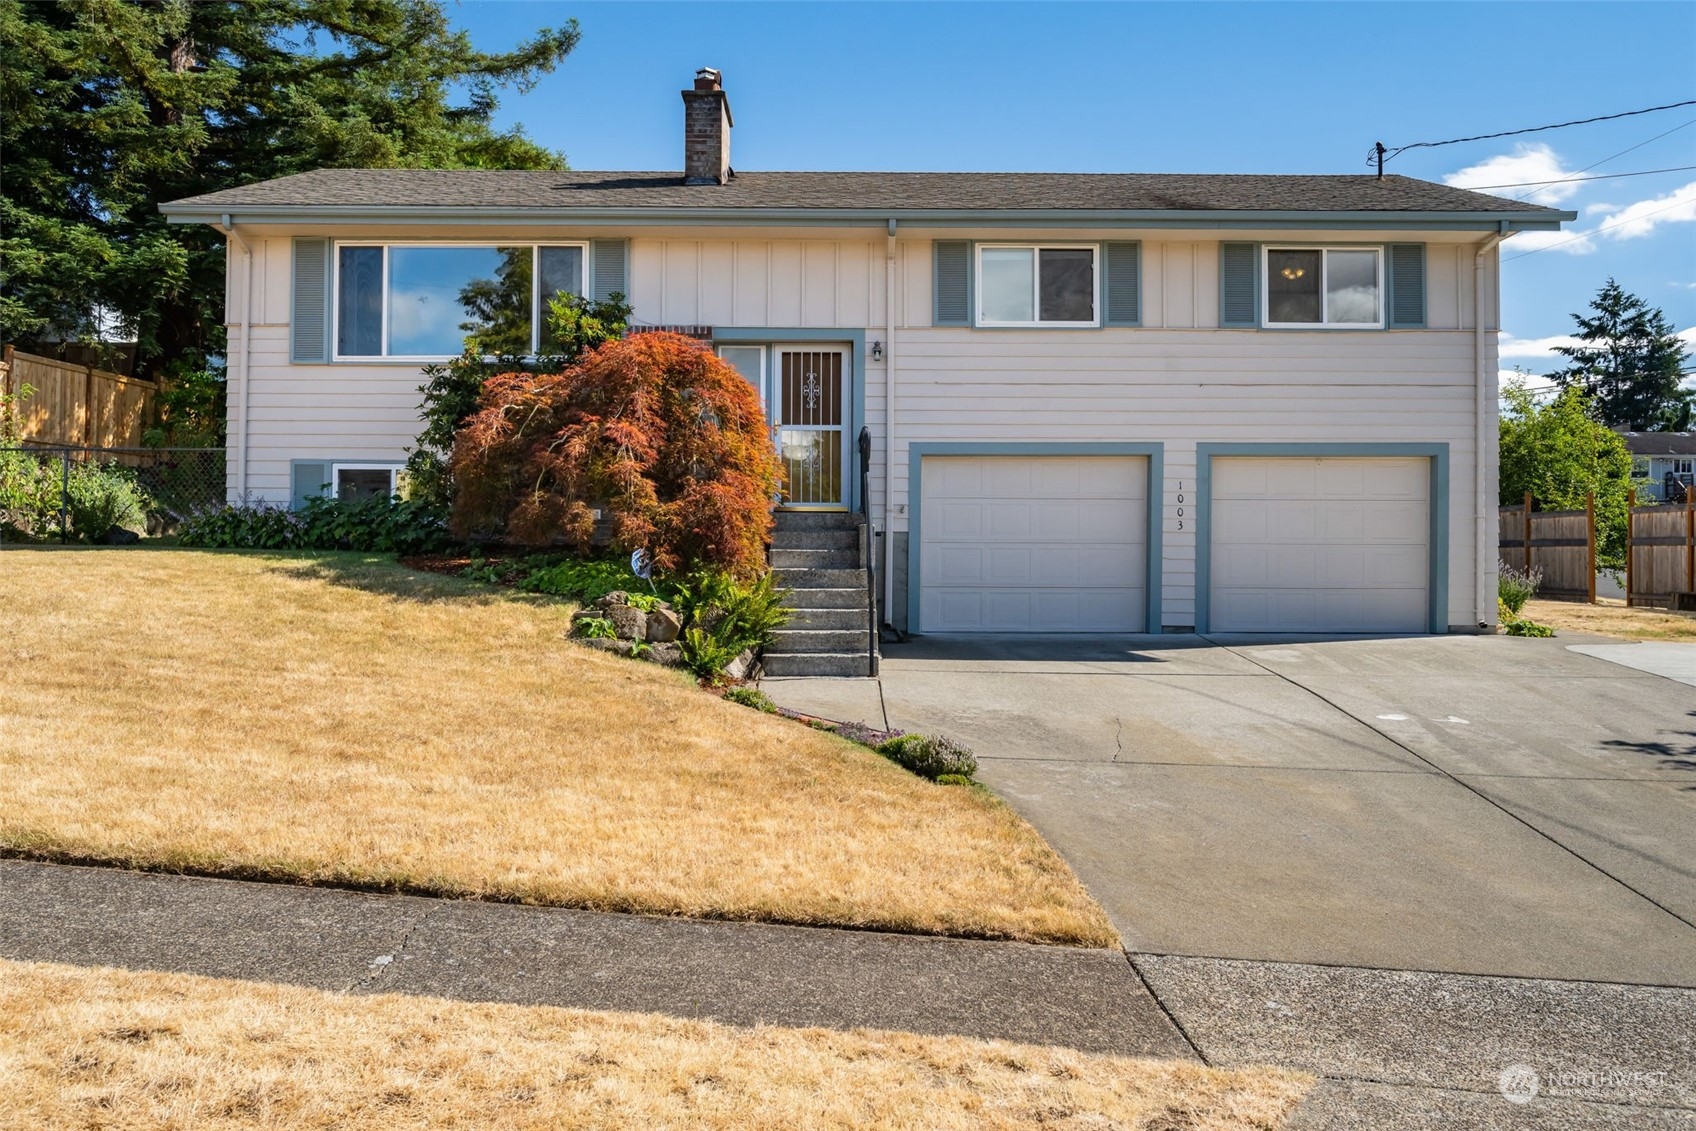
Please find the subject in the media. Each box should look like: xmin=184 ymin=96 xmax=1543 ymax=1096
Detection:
xmin=225 ymin=228 xmax=1500 ymax=631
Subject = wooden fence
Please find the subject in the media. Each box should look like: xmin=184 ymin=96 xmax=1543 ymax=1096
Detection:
xmin=1625 ymin=489 xmax=1696 ymax=608
xmin=1498 ymin=492 xmax=1596 ymax=602
xmin=0 ymin=345 xmax=157 ymax=449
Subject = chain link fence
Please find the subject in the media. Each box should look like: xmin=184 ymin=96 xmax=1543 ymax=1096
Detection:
xmin=0 ymin=445 xmax=226 ymax=544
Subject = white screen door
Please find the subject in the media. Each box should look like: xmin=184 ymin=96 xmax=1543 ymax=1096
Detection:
xmin=776 ymin=348 xmax=846 ymax=508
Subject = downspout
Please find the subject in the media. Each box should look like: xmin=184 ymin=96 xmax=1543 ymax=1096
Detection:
xmin=883 ymin=218 xmax=898 ymax=629
xmin=1474 ymin=225 xmax=1509 ymax=629
xmin=220 ymin=214 xmax=254 ymax=500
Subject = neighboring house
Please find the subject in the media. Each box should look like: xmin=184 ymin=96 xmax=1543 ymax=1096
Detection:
xmin=160 ymin=68 xmax=1571 ymax=642
xmin=1619 ymin=430 xmax=1696 ymax=503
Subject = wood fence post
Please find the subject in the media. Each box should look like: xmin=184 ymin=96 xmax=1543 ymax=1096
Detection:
xmin=1586 ymin=492 xmax=1597 ymax=604
xmin=2 ymin=343 xmax=13 ymax=400
xmin=1686 ymin=494 xmax=1694 ymax=596
xmin=1626 ymin=488 xmax=1636 ymax=607
xmin=1522 ymin=491 xmax=1533 ymax=576
xmin=83 ymin=361 xmax=95 ymax=447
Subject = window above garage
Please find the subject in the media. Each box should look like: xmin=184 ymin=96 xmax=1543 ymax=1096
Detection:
xmin=976 ymin=245 xmax=1098 ymax=327
xmin=1263 ymin=247 xmax=1383 ymax=329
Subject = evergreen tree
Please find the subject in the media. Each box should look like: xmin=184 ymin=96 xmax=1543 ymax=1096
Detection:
xmin=1550 ymin=278 xmax=1692 ymax=431
xmin=0 ymin=0 xmax=578 ymax=373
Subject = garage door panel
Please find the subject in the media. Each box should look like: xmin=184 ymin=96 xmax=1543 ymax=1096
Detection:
xmin=920 ymin=454 xmax=1148 ymax=633
xmin=1210 ymin=456 xmax=1429 ymax=633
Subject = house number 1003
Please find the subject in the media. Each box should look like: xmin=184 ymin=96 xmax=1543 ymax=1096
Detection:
xmin=1174 ymin=482 xmax=1184 ymax=530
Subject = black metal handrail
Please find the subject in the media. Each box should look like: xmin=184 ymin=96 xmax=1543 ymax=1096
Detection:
xmin=857 ymin=425 xmax=879 ymax=676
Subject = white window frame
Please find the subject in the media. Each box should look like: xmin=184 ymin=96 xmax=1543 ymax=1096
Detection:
xmin=330 ymin=241 xmax=589 ymax=363
xmin=974 ymin=243 xmax=1100 ymax=328
xmin=1261 ymin=245 xmax=1386 ymax=330
xmin=331 ymin=463 xmax=402 ymax=499
xmin=1674 ymin=458 xmax=1694 ymax=475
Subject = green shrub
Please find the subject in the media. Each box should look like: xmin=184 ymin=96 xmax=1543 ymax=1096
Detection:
xmin=575 ymin=616 xmax=617 ymax=640
xmin=0 ymin=449 xmax=61 ymax=539
xmin=297 ymin=494 xmax=450 ymax=554
xmin=680 ymin=625 xmax=743 ymax=681
xmin=178 ymin=501 xmax=302 ymax=549
xmin=1498 ymin=561 xmax=1541 ymax=616
xmin=1505 ymin=618 xmax=1555 ymax=637
xmin=178 ymin=495 xmax=449 ymax=553
xmin=934 ymin=773 xmax=973 ymax=787
xmin=672 ymin=568 xmax=789 ymax=657
xmin=518 ymin=556 xmax=650 ymax=602
xmin=875 ymin=734 xmax=978 ymax=782
xmin=65 ymin=461 xmax=148 ymax=541
xmin=723 ymin=687 xmax=777 ymax=713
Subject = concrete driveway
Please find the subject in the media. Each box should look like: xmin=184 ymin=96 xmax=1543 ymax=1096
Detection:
xmin=874 ymin=633 xmax=1696 ymax=986
xmin=775 ymin=634 xmax=1696 ymax=986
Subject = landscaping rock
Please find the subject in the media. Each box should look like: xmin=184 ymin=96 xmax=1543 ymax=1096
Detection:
xmin=646 ymin=642 xmax=685 ymax=667
xmin=724 ymin=648 xmax=758 ymax=682
xmin=605 ymin=604 xmax=648 ymax=641
xmin=646 ymin=607 xmax=682 ymax=643
xmin=579 ymin=637 xmax=635 ymax=657
xmin=592 ymin=591 xmax=629 ymax=611
xmin=101 ymin=528 xmax=141 ymax=545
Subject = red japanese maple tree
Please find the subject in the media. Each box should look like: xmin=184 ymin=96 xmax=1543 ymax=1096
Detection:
xmin=450 ymin=332 xmax=782 ymax=576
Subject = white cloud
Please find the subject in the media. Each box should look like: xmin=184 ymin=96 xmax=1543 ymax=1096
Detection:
xmin=1500 ymin=368 xmax=1557 ymax=392
xmin=1584 ymin=202 xmax=1621 ymax=215
xmin=1498 ymin=332 xmax=1581 ymax=359
xmin=1444 ymin=143 xmax=1583 ymax=205
xmin=1596 ymin=181 xmax=1696 ymax=240
xmin=1504 ymin=228 xmax=1596 ymax=255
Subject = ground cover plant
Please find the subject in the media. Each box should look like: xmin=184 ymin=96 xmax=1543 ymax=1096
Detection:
xmin=0 ymin=959 xmax=1311 ymax=1130
xmin=0 ymin=550 xmax=1114 ymax=946
xmin=178 ymin=494 xmax=450 ymax=555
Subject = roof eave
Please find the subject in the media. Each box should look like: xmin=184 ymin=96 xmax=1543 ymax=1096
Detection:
xmin=159 ymin=203 xmax=1574 ymax=231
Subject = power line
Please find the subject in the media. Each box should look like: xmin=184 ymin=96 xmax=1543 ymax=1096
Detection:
xmin=1371 ymin=98 xmax=1696 ymax=166
xmin=1464 ymin=164 xmax=1696 ymax=190
xmin=1567 ymin=118 xmax=1696 ymax=178
xmin=1501 ymin=197 xmax=1693 ymax=262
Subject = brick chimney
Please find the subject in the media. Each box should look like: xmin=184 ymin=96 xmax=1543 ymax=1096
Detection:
xmin=682 ymin=68 xmax=732 ymax=185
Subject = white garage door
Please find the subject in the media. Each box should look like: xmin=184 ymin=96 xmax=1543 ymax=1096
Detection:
xmin=1210 ymin=456 xmax=1429 ymax=633
xmin=918 ymin=455 xmax=1148 ymax=633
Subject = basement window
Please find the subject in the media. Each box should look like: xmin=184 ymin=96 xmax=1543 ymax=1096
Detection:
xmin=334 ymin=243 xmax=585 ymax=360
xmin=1263 ymin=247 xmax=1383 ymax=328
xmin=332 ymin=464 xmax=400 ymax=502
xmin=976 ymin=245 xmax=1098 ymax=327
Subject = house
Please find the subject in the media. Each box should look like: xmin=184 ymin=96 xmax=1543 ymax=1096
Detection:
xmin=1619 ymin=430 xmax=1696 ymax=503
xmin=160 ymin=68 xmax=1572 ymax=669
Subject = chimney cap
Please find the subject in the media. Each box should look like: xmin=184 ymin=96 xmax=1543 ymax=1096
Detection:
xmin=693 ymin=67 xmax=722 ymax=91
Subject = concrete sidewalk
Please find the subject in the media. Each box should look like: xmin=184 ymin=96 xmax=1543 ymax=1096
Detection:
xmin=0 ymin=858 xmax=1188 ymax=1059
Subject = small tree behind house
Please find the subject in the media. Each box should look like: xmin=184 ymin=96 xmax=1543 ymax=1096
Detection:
xmin=450 ymin=332 xmax=783 ymax=577
xmin=1499 ymin=379 xmax=1634 ymax=568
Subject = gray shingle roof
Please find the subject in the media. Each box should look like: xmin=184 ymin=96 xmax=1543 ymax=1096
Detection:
xmin=162 ymin=169 xmax=1565 ymax=216
xmin=1620 ymin=431 xmax=1696 ymax=456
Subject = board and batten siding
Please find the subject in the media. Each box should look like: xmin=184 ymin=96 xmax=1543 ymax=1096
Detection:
xmin=225 ymin=231 xmax=1498 ymax=630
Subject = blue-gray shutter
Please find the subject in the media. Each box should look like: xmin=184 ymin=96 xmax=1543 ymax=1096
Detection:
xmin=290 ymin=238 xmax=332 ymax=362
xmin=1103 ymin=242 xmax=1141 ymax=327
xmin=933 ymin=240 xmax=971 ymax=326
xmin=1220 ymin=242 xmax=1259 ymax=328
xmin=591 ymin=239 xmax=628 ymax=302
xmin=1387 ymin=243 xmax=1426 ymax=329
xmin=291 ymin=460 xmax=330 ymax=510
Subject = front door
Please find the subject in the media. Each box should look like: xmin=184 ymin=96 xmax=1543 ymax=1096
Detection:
xmin=775 ymin=348 xmax=845 ymax=508
xmin=717 ymin=344 xmax=848 ymax=509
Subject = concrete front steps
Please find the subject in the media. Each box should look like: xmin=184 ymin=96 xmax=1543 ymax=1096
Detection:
xmin=764 ymin=511 xmax=877 ymax=678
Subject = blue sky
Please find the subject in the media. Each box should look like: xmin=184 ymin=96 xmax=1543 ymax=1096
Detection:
xmin=452 ymin=1 xmax=1695 ymax=382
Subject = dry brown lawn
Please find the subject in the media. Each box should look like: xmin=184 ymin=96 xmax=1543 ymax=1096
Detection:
xmin=1525 ymin=597 xmax=1696 ymax=641
xmin=0 ymin=959 xmax=1312 ymax=1130
xmin=0 ymin=549 xmax=1114 ymax=946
